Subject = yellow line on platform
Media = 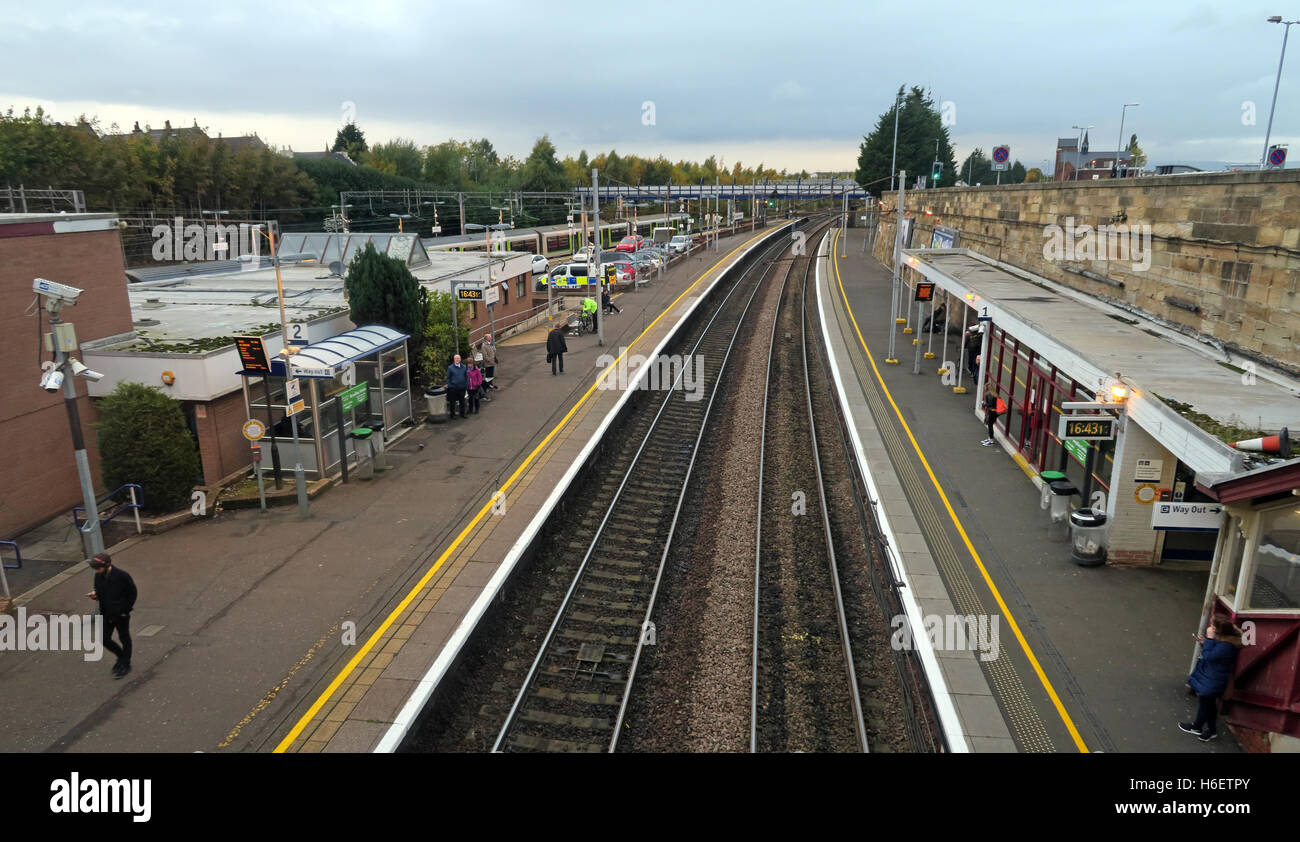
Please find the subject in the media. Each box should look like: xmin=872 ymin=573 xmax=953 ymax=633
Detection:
xmin=271 ymin=227 xmax=778 ymax=753
xmin=829 ymin=230 xmax=1088 ymax=753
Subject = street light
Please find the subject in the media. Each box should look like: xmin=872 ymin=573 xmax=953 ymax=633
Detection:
xmin=890 ymin=88 xmax=905 ymax=191
xmin=1115 ymin=103 xmax=1140 ymax=177
xmin=422 ymin=201 xmax=445 ymax=234
xmin=1262 ymin=16 xmax=1298 ymax=168
xmin=388 ymin=213 xmax=413 ymax=233
xmin=1071 ymin=124 xmax=1094 ymax=179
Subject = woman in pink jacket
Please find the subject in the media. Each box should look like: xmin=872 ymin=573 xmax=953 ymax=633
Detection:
xmin=467 ymin=359 xmax=484 ymax=415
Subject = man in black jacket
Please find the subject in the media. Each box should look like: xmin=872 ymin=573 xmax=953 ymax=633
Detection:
xmin=86 ymin=553 xmax=137 ymax=678
xmin=547 ymin=324 xmax=568 ymax=375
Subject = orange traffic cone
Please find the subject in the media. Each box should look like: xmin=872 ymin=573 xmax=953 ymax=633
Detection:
xmin=1230 ymin=427 xmax=1290 ymax=454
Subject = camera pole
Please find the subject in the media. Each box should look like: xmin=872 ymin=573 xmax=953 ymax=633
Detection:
xmin=48 ymin=309 xmax=105 ymax=558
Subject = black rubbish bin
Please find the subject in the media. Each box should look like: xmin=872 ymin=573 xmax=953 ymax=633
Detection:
xmin=1069 ymin=508 xmax=1109 ymax=566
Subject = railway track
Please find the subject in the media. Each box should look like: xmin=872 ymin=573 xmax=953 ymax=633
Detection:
xmin=752 ymin=221 xmax=869 ymax=752
xmin=490 ymin=226 xmax=799 ymax=752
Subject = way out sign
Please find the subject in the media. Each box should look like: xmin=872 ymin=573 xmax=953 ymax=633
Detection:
xmin=1151 ymin=502 xmax=1225 ymax=532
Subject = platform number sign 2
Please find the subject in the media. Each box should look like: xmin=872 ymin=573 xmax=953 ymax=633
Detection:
xmin=287 ymin=322 xmax=309 ymax=347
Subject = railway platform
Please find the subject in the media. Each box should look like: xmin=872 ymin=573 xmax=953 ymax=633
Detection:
xmin=816 ymin=227 xmax=1241 ymax=753
xmin=0 ymin=225 xmax=781 ymax=753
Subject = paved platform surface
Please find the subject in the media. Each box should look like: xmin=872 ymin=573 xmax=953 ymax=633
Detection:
xmin=0 ymin=227 xmax=775 ymax=753
xmin=821 ymin=227 xmax=1240 ymax=753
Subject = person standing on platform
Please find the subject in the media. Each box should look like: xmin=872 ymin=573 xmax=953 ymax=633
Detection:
xmin=86 ymin=553 xmax=137 ymax=678
xmin=1180 ymin=618 xmax=1243 ymax=742
xmin=476 ymin=334 xmax=499 ymax=390
xmin=582 ymin=295 xmax=599 ymax=335
xmin=981 ymin=387 xmax=1005 ymax=447
xmin=547 ymin=324 xmax=568 ymax=375
xmin=467 ymin=358 xmax=484 ymax=414
xmin=446 ymin=353 xmax=468 ymax=418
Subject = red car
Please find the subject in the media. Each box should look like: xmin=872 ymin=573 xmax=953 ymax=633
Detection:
xmin=615 ymin=235 xmax=644 ymax=253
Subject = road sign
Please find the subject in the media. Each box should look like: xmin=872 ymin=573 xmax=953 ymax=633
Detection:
xmin=485 ymin=284 xmax=500 ymax=306
xmin=1060 ymin=414 xmax=1117 ymax=441
xmin=286 ymin=378 xmax=305 ymax=415
xmin=992 ymin=145 xmax=1010 ymax=172
xmin=457 ymin=287 xmax=484 ymax=301
xmin=242 ymin=418 xmax=266 ymax=441
xmin=431 ymin=225 xmax=442 ymax=235
xmin=914 ymin=282 xmax=935 ymax=302
xmin=235 ymin=336 xmax=271 ymax=373
xmin=1268 ymin=146 xmax=1287 ymax=167
xmin=340 ymin=382 xmax=368 ymax=413
xmin=287 ymin=322 xmax=310 ymax=347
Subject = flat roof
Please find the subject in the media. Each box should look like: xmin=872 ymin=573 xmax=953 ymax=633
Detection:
xmin=905 ymin=249 xmax=1300 ymax=473
xmin=105 ymin=251 xmax=530 ymax=352
xmin=0 ymin=212 xmax=119 ymax=234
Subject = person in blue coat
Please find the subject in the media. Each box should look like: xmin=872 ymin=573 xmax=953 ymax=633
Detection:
xmin=1179 ymin=618 xmax=1242 ymax=742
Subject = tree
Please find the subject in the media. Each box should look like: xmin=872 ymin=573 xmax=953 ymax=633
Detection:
xmin=368 ymin=138 xmax=423 ymax=180
xmin=1025 ymin=167 xmax=1045 ymax=182
xmin=332 ymin=122 xmax=367 ymax=162
xmin=95 ymin=382 xmax=202 ymax=513
xmin=517 ymin=135 xmax=568 ymax=192
xmin=345 ymin=242 xmax=429 ymax=363
xmin=1127 ymin=134 xmax=1147 ymax=169
xmin=854 ymin=86 xmax=958 ymax=194
xmin=420 ymin=291 xmax=471 ymax=385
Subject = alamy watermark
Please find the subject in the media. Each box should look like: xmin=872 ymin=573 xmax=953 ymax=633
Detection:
xmin=150 ymin=218 xmax=263 ymax=264
xmin=1043 ymin=216 xmax=1152 ymax=271
xmin=891 ymin=612 xmax=1000 ymax=662
xmin=596 ymin=350 xmax=705 ymax=400
xmin=0 ymin=608 xmax=104 ymax=661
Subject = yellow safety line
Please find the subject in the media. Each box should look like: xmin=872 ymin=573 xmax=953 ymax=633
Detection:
xmin=272 ymin=227 xmax=778 ymax=752
xmin=830 ymin=230 xmax=1089 ymax=753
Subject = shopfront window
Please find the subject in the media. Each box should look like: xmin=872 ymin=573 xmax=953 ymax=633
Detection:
xmin=1242 ymin=503 xmax=1300 ymax=610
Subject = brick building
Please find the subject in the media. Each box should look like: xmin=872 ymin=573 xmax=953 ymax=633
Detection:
xmin=0 ymin=214 xmax=133 ymax=539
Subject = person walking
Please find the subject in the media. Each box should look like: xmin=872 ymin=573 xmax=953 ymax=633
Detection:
xmin=1180 ymin=618 xmax=1243 ymax=742
xmin=446 ymin=353 xmax=469 ymax=418
xmin=602 ymin=287 xmax=621 ymax=315
xmin=476 ymin=334 xmax=499 ymax=390
xmin=981 ymin=386 xmax=1006 ymax=447
xmin=86 ymin=552 xmax=137 ymax=678
xmin=547 ymin=324 xmax=568 ymax=375
xmin=467 ymin=358 xmax=484 ymax=414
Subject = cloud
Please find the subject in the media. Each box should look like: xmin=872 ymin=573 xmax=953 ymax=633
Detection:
xmin=771 ymin=80 xmax=808 ymax=101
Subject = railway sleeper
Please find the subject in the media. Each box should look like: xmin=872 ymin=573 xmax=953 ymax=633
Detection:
xmin=507 ymin=733 xmax=603 ymax=753
xmin=554 ymin=628 xmax=639 ymax=648
xmin=531 ymin=685 xmax=623 ymax=706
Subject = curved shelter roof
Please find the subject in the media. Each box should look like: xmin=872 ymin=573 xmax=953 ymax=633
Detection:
xmin=289 ymin=325 xmax=408 ymax=372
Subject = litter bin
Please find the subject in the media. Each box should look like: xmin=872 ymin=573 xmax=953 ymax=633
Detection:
xmin=1039 ymin=470 xmax=1067 ymax=510
xmin=349 ymin=427 xmax=374 ymax=479
xmin=424 ymin=386 xmax=448 ymax=424
xmin=1047 ymin=479 xmax=1077 ymax=522
xmin=1069 ymin=508 xmax=1109 ymax=566
xmin=367 ymin=417 xmax=388 ymax=471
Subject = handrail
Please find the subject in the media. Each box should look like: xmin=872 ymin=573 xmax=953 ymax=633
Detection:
xmin=73 ymin=484 xmax=144 ymax=535
xmin=0 ymin=540 xmax=20 ymax=570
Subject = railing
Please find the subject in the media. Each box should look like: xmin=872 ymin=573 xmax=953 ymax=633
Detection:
xmin=73 ymin=484 xmax=144 ymax=535
xmin=0 ymin=540 xmax=20 ymax=570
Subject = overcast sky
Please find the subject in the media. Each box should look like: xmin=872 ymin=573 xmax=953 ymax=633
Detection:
xmin=3 ymin=0 xmax=1296 ymax=174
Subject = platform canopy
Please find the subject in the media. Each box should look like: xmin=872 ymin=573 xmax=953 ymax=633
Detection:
xmin=276 ymin=232 xmax=430 ymax=268
xmin=287 ymin=325 xmax=409 ymax=376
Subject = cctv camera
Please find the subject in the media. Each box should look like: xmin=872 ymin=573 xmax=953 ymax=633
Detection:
xmin=40 ymin=368 xmax=64 ymax=393
xmin=69 ymin=358 xmax=104 ymax=381
xmin=32 ymin=277 xmax=84 ymax=304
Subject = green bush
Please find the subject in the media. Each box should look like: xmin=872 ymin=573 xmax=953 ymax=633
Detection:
xmin=95 ymin=382 xmax=201 ymax=514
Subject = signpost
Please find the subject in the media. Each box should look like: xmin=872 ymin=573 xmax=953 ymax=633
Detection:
xmin=1268 ymin=145 xmax=1288 ymax=168
xmin=450 ymin=280 xmax=484 ymax=357
xmin=236 ymin=335 xmax=281 ymax=488
xmin=340 ymin=382 xmax=369 ymax=414
xmin=242 ymin=418 xmax=267 ymax=511
xmin=992 ymin=145 xmax=1010 ymax=185
xmin=914 ymin=282 xmax=935 ymax=302
xmin=287 ymin=322 xmax=310 ymax=348
xmin=1151 ymin=502 xmax=1226 ymax=532
xmin=285 ymin=377 xmax=305 ymax=416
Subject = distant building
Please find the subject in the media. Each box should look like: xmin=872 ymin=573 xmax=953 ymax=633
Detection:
xmin=1054 ymin=133 xmax=1134 ymax=181
xmin=292 ymin=148 xmax=357 ymax=166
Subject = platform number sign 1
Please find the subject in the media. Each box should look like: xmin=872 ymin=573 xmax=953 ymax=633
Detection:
xmin=1268 ymin=146 xmax=1287 ymax=168
xmin=992 ymin=145 xmax=1010 ymax=172
xmin=287 ymin=322 xmax=309 ymax=347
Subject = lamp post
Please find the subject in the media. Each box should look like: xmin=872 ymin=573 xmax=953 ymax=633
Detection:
xmin=1115 ymin=103 xmax=1139 ymax=176
xmin=423 ymin=200 xmax=445 ymax=235
xmin=388 ymin=213 xmax=413 ymax=233
xmin=890 ymin=88 xmax=905 ymax=192
xmin=329 ymin=203 xmax=353 ymax=233
xmin=1262 ymin=16 xmax=1298 ymax=168
xmin=1071 ymin=124 xmax=1094 ymax=179
xmin=463 ymin=221 xmax=510 ymax=358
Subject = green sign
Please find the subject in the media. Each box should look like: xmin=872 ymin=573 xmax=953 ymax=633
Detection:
xmin=1064 ymin=437 xmax=1088 ymax=464
xmin=340 ymin=382 xmax=368 ymax=413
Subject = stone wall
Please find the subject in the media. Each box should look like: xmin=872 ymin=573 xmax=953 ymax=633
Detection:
xmin=873 ymin=169 xmax=1300 ymax=373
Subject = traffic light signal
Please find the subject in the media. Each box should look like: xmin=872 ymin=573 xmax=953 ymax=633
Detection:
xmin=931 ymin=161 xmax=943 ymax=185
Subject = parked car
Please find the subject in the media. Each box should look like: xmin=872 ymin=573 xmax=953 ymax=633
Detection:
xmin=667 ymin=234 xmax=691 ymax=255
xmin=530 ymin=254 xmax=549 ymax=276
xmin=615 ymin=234 xmax=645 ymax=253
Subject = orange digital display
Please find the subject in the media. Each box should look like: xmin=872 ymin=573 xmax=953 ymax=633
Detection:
xmin=914 ymin=282 xmax=935 ymax=302
xmin=235 ymin=336 xmax=270 ymax=373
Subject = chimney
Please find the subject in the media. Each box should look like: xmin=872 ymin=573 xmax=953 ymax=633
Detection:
xmin=164 ymin=119 xmax=172 ymax=130
xmin=133 ymin=121 xmax=141 ymax=133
